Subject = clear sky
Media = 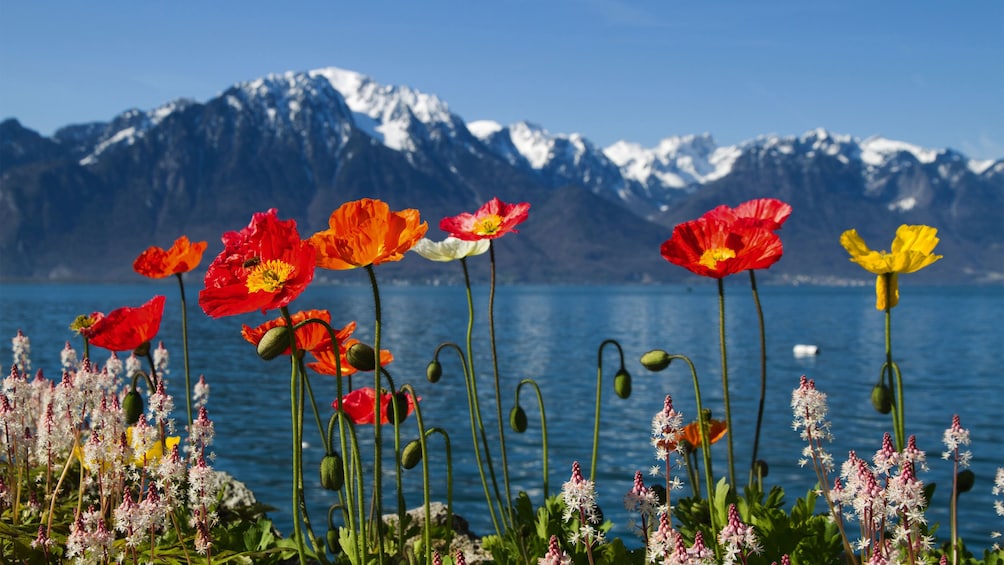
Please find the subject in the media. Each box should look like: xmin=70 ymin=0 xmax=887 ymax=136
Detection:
xmin=2 ymin=1 xmax=1002 ymax=160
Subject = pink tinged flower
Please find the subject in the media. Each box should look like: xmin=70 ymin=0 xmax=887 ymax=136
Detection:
xmin=624 ymin=469 xmax=659 ymax=517
xmin=718 ymin=504 xmax=762 ymax=565
xmin=455 ymin=549 xmax=468 ymax=565
xmin=647 ymin=512 xmax=678 ymax=559
xmin=190 ymin=406 xmax=215 ymax=450
xmin=651 ymin=394 xmax=685 ymax=460
xmin=538 ymin=535 xmax=573 ymax=565
xmin=703 ymin=198 xmax=793 ymax=231
xmin=561 ymin=461 xmax=599 ymax=522
xmin=942 ymin=414 xmax=972 ymax=466
xmin=439 ymin=197 xmax=531 ymax=241
xmin=193 ymin=374 xmax=210 ymax=408
xmin=873 ymin=432 xmax=899 ymax=475
xmin=689 ymin=530 xmax=715 ymax=561
xmin=12 ymin=329 xmax=31 ymax=374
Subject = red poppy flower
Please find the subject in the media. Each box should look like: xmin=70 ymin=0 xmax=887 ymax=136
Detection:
xmin=308 ymin=339 xmax=394 ymax=377
xmin=702 ymin=198 xmax=792 ymax=231
xmin=199 ymin=209 xmax=315 ymax=318
xmin=308 ymin=198 xmax=428 ymax=270
xmin=439 ymin=197 xmax=531 ymax=241
xmin=660 ymin=217 xmax=783 ymax=278
xmin=133 ymin=235 xmax=208 ymax=278
xmin=241 ymin=310 xmax=355 ymax=356
xmin=332 ymin=387 xmax=416 ymax=425
xmin=81 ymin=296 xmax=166 ymax=352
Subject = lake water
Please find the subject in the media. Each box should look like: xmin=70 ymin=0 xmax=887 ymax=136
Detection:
xmin=1 ymin=281 xmax=1002 ymax=552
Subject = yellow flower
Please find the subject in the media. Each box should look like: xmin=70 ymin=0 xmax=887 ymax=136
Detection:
xmin=839 ymin=224 xmax=943 ymax=309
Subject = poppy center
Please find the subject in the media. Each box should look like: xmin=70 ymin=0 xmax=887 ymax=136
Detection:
xmin=699 ymin=247 xmax=736 ymax=269
xmin=245 ymin=259 xmax=295 ymax=293
xmin=473 ymin=214 xmax=503 ymax=235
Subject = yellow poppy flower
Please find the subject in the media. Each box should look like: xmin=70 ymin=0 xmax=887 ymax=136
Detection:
xmin=839 ymin=225 xmax=943 ymax=309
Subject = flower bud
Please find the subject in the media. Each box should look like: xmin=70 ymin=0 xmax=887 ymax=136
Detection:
xmin=346 ymin=342 xmax=376 ymax=372
xmin=256 ymin=326 xmax=292 ymax=360
xmin=753 ymin=459 xmax=769 ymax=478
xmin=613 ymin=369 xmax=632 ymax=399
xmin=326 ymin=527 xmax=342 ymax=555
xmin=386 ymin=391 xmax=410 ymax=424
xmin=122 ymin=389 xmax=144 ymax=425
xmin=509 ymin=405 xmax=528 ymax=433
xmin=320 ymin=453 xmax=344 ymax=491
xmin=640 ymin=350 xmax=671 ymax=371
xmin=957 ymin=469 xmax=975 ymax=494
xmin=401 ymin=439 xmax=423 ymax=469
xmin=871 ymin=384 xmax=893 ymax=414
xmin=132 ymin=341 xmax=151 ymax=357
xmin=426 ymin=360 xmax=443 ymax=383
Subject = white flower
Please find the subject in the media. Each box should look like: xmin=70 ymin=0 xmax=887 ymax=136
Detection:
xmin=411 ymin=237 xmax=490 ymax=262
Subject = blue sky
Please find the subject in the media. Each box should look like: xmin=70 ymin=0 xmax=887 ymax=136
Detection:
xmin=2 ymin=1 xmax=1002 ymax=160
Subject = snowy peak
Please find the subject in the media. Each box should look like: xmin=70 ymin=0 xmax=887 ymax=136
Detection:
xmin=604 ymin=133 xmax=739 ymax=189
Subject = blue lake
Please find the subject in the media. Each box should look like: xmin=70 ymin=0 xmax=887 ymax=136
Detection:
xmin=1 ymin=281 xmax=1002 ymax=551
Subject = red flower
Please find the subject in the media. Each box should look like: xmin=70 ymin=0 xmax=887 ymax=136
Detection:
xmin=439 ymin=197 xmax=530 ymax=241
xmin=702 ymin=198 xmax=792 ymax=231
xmin=660 ymin=217 xmax=783 ymax=278
xmin=133 ymin=235 xmax=208 ymax=278
xmin=308 ymin=339 xmax=394 ymax=377
xmin=333 ymin=387 xmax=416 ymax=425
xmin=241 ymin=310 xmax=354 ymax=356
xmin=81 ymin=296 xmax=166 ymax=352
xmin=199 ymin=209 xmax=315 ymax=318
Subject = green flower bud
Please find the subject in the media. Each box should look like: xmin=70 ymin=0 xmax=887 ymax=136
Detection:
xmin=426 ymin=360 xmax=443 ymax=383
xmin=509 ymin=405 xmax=528 ymax=433
xmin=132 ymin=341 xmax=151 ymax=357
xmin=753 ymin=459 xmax=769 ymax=478
xmin=326 ymin=527 xmax=342 ymax=555
xmin=122 ymin=389 xmax=144 ymax=425
xmin=319 ymin=453 xmax=344 ymax=491
xmin=385 ymin=391 xmax=410 ymax=424
xmin=957 ymin=469 xmax=975 ymax=494
xmin=640 ymin=349 xmax=672 ymax=371
xmin=871 ymin=384 xmax=893 ymax=414
xmin=256 ymin=326 xmax=292 ymax=361
xmin=346 ymin=342 xmax=376 ymax=372
xmin=613 ymin=369 xmax=632 ymax=399
xmin=401 ymin=439 xmax=423 ymax=469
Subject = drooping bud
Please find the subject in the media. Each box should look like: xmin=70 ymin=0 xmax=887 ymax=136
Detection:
xmin=401 ymin=439 xmax=423 ymax=469
xmin=346 ymin=343 xmax=376 ymax=372
xmin=132 ymin=341 xmax=151 ymax=357
xmin=320 ymin=453 xmax=344 ymax=491
xmin=326 ymin=527 xmax=342 ymax=555
xmin=753 ymin=459 xmax=769 ymax=478
xmin=957 ymin=469 xmax=975 ymax=493
xmin=509 ymin=405 xmax=528 ymax=433
xmin=256 ymin=326 xmax=292 ymax=361
xmin=613 ymin=368 xmax=632 ymax=399
xmin=386 ymin=391 xmax=410 ymax=424
xmin=426 ymin=360 xmax=443 ymax=383
xmin=871 ymin=384 xmax=893 ymax=414
xmin=640 ymin=349 xmax=672 ymax=371
xmin=122 ymin=388 xmax=144 ymax=425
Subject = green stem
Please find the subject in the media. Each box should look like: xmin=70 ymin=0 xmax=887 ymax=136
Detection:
xmin=175 ymin=273 xmax=193 ymax=428
xmin=364 ymin=265 xmax=385 ymax=562
xmin=400 ymin=384 xmax=433 ymax=565
xmin=883 ymin=272 xmax=905 ymax=451
xmin=716 ymin=278 xmax=736 ymax=487
xmin=515 ymin=379 xmax=550 ymax=497
xmin=591 ymin=339 xmax=624 ymax=482
xmin=487 ymin=243 xmax=515 ymax=526
xmin=747 ymin=270 xmax=767 ymax=489
xmin=281 ymin=306 xmax=308 ymax=565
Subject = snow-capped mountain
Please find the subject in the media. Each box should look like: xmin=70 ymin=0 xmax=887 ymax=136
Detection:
xmin=1 ymin=66 xmax=1001 ymax=283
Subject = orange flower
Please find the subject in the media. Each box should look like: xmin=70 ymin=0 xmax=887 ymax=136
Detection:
xmin=309 ymin=198 xmax=428 ymax=270
xmin=80 ymin=296 xmax=166 ymax=352
xmin=333 ymin=387 xmax=416 ymax=425
xmin=133 ymin=236 xmax=208 ymax=278
xmin=241 ymin=310 xmax=355 ymax=356
xmin=439 ymin=197 xmax=530 ymax=241
xmin=678 ymin=418 xmax=728 ymax=450
xmin=308 ymin=339 xmax=394 ymax=377
xmin=199 ymin=209 xmax=315 ymax=318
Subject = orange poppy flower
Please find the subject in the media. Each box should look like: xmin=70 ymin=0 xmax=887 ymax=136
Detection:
xmin=307 ymin=339 xmax=394 ymax=377
xmin=333 ymin=387 xmax=416 ymax=425
xmin=309 ymin=198 xmax=428 ymax=270
xmin=702 ymin=198 xmax=792 ymax=231
xmin=81 ymin=296 xmax=166 ymax=352
xmin=199 ymin=209 xmax=315 ymax=318
xmin=241 ymin=310 xmax=355 ymax=356
xmin=133 ymin=235 xmax=208 ymax=278
xmin=678 ymin=418 xmax=728 ymax=450
xmin=660 ymin=217 xmax=783 ymax=278
xmin=439 ymin=197 xmax=530 ymax=241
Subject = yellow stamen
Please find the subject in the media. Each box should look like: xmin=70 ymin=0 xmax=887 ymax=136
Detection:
xmin=699 ymin=247 xmax=736 ymax=269
xmin=474 ymin=214 xmax=503 ymax=235
xmin=245 ymin=259 xmax=295 ymax=293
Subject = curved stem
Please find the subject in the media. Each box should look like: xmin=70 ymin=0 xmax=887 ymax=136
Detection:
xmin=487 ymin=243 xmax=515 ymax=526
xmin=175 ymin=273 xmax=193 ymax=429
xmin=364 ymin=265 xmax=386 ymax=563
xmin=515 ymin=379 xmax=550 ymax=497
xmin=280 ymin=306 xmax=308 ymax=565
xmin=747 ymin=270 xmax=767 ymax=488
xmin=716 ymin=278 xmax=736 ymax=488
xmin=591 ymin=339 xmax=624 ymax=482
